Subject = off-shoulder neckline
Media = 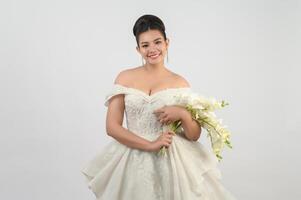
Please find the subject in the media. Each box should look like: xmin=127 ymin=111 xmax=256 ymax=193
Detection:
xmin=113 ymin=83 xmax=191 ymax=98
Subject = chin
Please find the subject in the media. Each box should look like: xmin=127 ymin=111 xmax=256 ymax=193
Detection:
xmin=148 ymin=59 xmax=163 ymax=65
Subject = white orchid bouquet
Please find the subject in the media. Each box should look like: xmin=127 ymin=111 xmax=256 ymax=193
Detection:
xmin=158 ymin=92 xmax=233 ymax=162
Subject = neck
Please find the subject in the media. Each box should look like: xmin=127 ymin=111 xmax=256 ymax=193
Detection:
xmin=143 ymin=62 xmax=168 ymax=75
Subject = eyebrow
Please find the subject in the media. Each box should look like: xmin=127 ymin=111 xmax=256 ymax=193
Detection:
xmin=140 ymin=37 xmax=162 ymax=44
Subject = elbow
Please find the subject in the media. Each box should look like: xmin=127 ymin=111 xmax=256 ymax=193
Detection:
xmin=106 ymin=123 xmax=114 ymax=136
xmin=191 ymin=128 xmax=202 ymax=141
xmin=191 ymin=134 xmax=200 ymax=142
xmin=106 ymin=122 xmax=122 ymax=136
xmin=186 ymin=132 xmax=200 ymax=142
xmin=106 ymin=126 xmax=112 ymax=136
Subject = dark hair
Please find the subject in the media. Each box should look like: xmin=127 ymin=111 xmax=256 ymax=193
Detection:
xmin=133 ymin=14 xmax=167 ymax=47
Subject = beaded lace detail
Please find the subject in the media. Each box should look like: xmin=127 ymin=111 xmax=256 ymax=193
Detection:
xmin=104 ymin=84 xmax=192 ymax=140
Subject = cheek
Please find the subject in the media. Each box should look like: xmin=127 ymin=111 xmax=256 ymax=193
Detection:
xmin=158 ymin=46 xmax=167 ymax=55
xmin=157 ymin=43 xmax=165 ymax=50
xmin=140 ymin=50 xmax=147 ymax=56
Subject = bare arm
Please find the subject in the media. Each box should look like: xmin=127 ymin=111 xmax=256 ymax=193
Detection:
xmin=174 ymin=74 xmax=202 ymax=141
xmin=179 ymin=107 xmax=202 ymax=141
xmin=105 ymin=71 xmax=152 ymax=152
xmin=105 ymin=96 xmax=152 ymax=151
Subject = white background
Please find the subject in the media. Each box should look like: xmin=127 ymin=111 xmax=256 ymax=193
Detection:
xmin=0 ymin=0 xmax=300 ymax=199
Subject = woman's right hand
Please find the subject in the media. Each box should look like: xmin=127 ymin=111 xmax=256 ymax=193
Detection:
xmin=147 ymin=131 xmax=175 ymax=152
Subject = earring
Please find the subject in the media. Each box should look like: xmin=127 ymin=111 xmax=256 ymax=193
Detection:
xmin=166 ymin=49 xmax=169 ymax=63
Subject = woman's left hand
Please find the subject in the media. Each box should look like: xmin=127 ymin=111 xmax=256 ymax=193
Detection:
xmin=153 ymin=105 xmax=184 ymax=125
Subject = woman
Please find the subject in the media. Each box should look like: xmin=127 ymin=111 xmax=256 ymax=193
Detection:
xmin=81 ymin=14 xmax=237 ymax=200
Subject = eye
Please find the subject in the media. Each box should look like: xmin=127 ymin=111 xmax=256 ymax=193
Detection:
xmin=142 ymin=45 xmax=148 ymax=48
xmin=156 ymin=41 xmax=161 ymax=44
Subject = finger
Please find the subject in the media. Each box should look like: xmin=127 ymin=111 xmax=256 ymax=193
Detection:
xmin=153 ymin=108 xmax=164 ymax=114
xmin=157 ymin=111 xmax=167 ymax=119
xmin=161 ymin=113 xmax=168 ymax=118
xmin=164 ymin=117 xmax=170 ymax=124
xmin=164 ymin=131 xmax=171 ymax=135
xmin=168 ymin=131 xmax=175 ymax=135
xmin=155 ymin=113 xmax=164 ymax=120
xmin=161 ymin=117 xmax=168 ymax=124
xmin=165 ymin=135 xmax=171 ymax=139
xmin=161 ymin=115 xmax=169 ymax=122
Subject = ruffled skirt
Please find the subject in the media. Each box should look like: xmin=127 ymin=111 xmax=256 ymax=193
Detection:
xmin=81 ymin=133 xmax=237 ymax=200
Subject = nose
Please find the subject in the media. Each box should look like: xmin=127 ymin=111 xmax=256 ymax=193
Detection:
xmin=149 ymin=47 xmax=159 ymax=54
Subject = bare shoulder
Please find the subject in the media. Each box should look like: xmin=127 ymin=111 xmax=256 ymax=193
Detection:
xmin=171 ymin=72 xmax=191 ymax=88
xmin=113 ymin=66 xmax=140 ymax=86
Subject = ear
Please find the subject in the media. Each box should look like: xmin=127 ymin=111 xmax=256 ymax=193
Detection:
xmin=166 ymin=38 xmax=170 ymax=48
xmin=136 ymin=46 xmax=141 ymax=54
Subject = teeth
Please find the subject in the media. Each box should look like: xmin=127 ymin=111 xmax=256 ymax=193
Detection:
xmin=149 ymin=54 xmax=159 ymax=58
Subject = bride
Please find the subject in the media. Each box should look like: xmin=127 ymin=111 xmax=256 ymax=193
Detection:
xmin=81 ymin=14 xmax=237 ymax=200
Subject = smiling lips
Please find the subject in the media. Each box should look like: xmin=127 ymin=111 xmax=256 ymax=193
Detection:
xmin=148 ymin=53 xmax=160 ymax=59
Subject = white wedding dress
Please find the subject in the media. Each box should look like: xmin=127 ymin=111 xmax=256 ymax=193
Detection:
xmin=81 ymin=84 xmax=237 ymax=200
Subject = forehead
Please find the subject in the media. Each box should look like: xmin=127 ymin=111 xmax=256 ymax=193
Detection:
xmin=139 ymin=29 xmax=164 ymax=43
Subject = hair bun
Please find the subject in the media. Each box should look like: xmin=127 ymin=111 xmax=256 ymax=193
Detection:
xmin=133 ymin=14 xmax=167 ymax=46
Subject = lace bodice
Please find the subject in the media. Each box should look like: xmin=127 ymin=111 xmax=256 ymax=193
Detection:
xmin=104 ymin=84 xmax=192 ymax=140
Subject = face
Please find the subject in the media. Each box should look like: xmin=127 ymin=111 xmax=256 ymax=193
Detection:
xmin=136 ymin=29 xmax=169 ymax=65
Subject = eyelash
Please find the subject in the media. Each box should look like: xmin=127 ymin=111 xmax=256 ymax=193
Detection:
xmin=142 ymin=41 xmax=161 ymax=48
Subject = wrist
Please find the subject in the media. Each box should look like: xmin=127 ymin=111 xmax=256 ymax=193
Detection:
xmin=145 ymin=141 xmax=154 ymax=152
